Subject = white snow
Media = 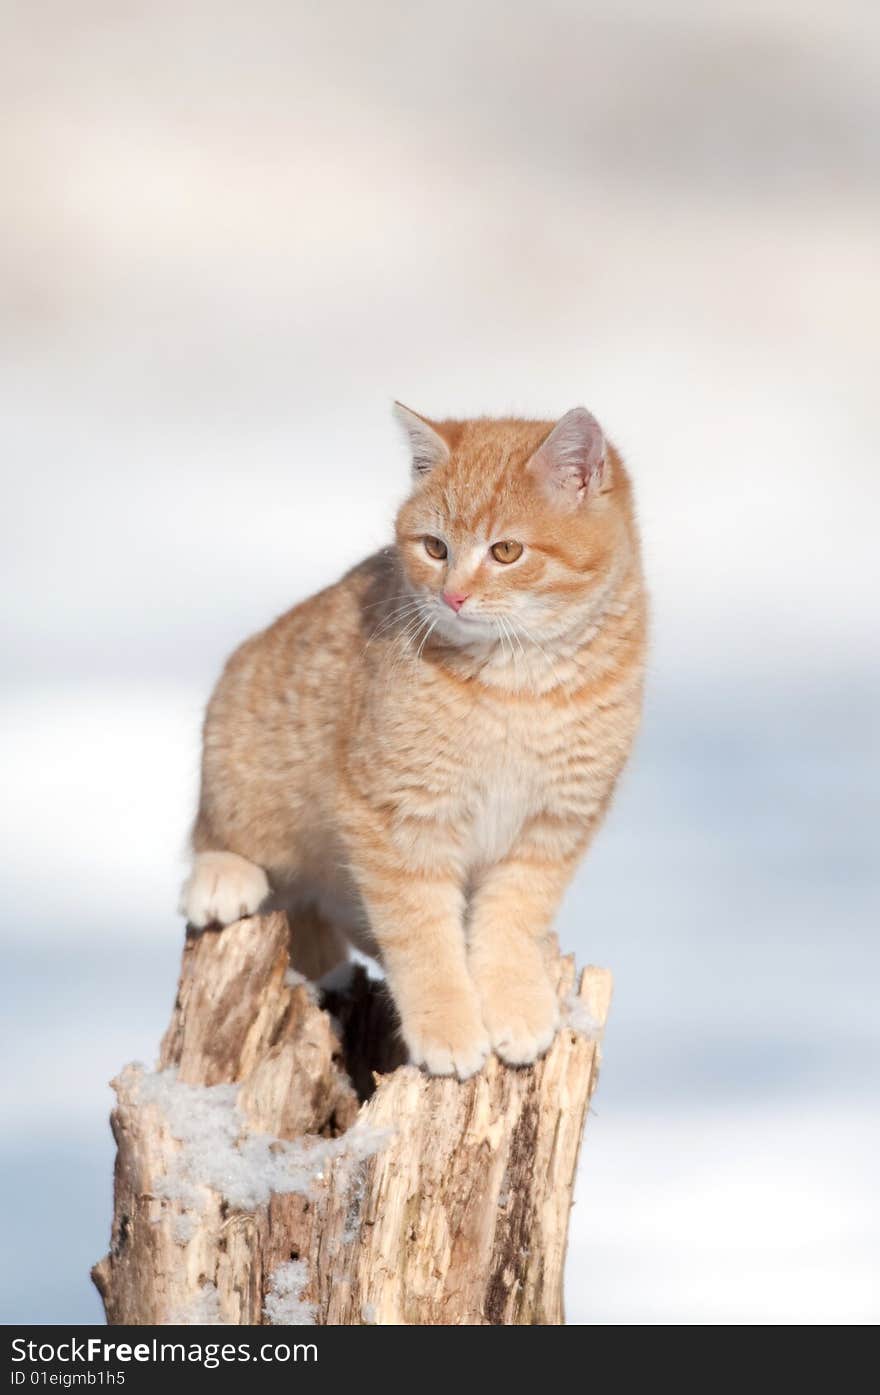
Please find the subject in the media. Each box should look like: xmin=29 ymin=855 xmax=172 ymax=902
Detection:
xmin=127 ymin=1064 xmax=389 ymax=1238
xmin=283 ymin=967 xmax=319 ymax=1001
xmin=171 ymin=1212 xmax=200 ymax=1245
xmin=562 ymin=991 xmax=601 ymax=1040
xmin=264 ymin=1261 xmax=315 ymax=1326
xmin=342 ymin=1161 xmax=369 ymax=1242
xmin=168 ymin=1282 xmax=222 ymax=1325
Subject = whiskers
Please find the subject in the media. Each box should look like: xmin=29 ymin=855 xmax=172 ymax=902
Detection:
xmin=490 ymin=614 xmax=577 ymax=700
xmin=363 ymin=597 xmax=428 ymax=649
xmin=363 ymin=593 xmax=443 ymax=677
xmin=492 ymin=615 xmax=523 ymax=666
xmin=415 ymin=616 xmax=439 ymax=660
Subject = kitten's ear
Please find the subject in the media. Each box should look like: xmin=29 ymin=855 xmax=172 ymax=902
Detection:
xmin=393 ymin=402 xmax=451 ymax=481
xmin=528 ymin=407 xmax=608 ymax=505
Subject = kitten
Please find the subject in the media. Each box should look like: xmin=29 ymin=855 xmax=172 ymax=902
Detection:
xmin=180 ymin=405 xmax=647 ymax=1078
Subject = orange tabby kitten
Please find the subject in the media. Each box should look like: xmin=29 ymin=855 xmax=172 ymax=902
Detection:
xmin=181 ymin=405 xmax=647 ymax=1078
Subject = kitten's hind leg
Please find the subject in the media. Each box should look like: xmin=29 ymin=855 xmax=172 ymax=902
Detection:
xmin=179 ymin=850 xmax=271 ymax=928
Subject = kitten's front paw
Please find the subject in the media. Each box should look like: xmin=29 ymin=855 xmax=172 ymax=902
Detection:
xmin=476 ymin=966 xmax=560 ymax=1067
xmin=179 ymin=850 xmax=270 ymax=928
xmin=402 ymin=993 xmax=490 ymax=1081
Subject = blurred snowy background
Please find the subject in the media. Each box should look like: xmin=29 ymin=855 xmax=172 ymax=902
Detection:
xmin=1 ymin=0 xmax=878 ymax=1324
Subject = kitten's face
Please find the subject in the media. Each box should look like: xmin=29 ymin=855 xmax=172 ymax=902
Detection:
xmin=394 ymin=410 xmax=630 ymax=650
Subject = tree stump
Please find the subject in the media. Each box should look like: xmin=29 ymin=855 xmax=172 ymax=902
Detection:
xmin=91 ymin=911 xmax=612 ymax=1325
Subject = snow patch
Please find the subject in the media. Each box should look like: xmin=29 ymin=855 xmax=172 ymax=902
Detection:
xmin=264 ymin=1260 xmax=315 ymax=1326
xmin=563 ymin=992 xmax=601 ymax=1040
xmin=171 ymin=1211 xmax=200 ymax=1245
xmin=169 ymin=1281 xmax=222 ymax=1325
xmin=284 ymin=967 xmax=318 ymax=1001
xmin=126 ymin=1064 xmax=389 ymax=1239
xmin=342 ymin=1161 xmax=368 ymax=1242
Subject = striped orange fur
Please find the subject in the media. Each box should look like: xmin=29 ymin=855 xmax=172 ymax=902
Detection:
xmin=181 ymin=405 xmax=647 ymax=1077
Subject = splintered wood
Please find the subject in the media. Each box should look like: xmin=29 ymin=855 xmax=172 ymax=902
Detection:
xmin=92 ymin=912 xmax=611 ymax=1325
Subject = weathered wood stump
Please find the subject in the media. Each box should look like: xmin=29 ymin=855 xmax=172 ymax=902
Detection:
xmin=92 ymin=911 xmax=611 ymax=1325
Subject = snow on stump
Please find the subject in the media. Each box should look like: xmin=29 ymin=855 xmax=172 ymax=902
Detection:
xmin=91 ymin=910 xmax=612 ymax=1325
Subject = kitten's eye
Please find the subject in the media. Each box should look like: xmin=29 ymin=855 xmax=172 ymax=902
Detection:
xmin=490 ymin=540 xmax=524 ymax=564
xmin=423 ymin=536 xmax=448 ymax=560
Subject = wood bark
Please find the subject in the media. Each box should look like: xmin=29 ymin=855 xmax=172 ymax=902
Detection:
xmin=92 ymin=910 xmax=611 ymax=1325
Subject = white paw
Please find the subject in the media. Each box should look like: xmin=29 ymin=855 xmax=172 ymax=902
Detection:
xmin=407 ymin=1031 xmax=490 ymax=1081
xmin=490 ymin=1012 xmax=559 ymax=1067
xmin=477 ymin=969 xmax=561 ymax=1067
xmin=179 ymin=851 xmax=270 ymax=928
xmin=402 ymin=998 xmax=490 ymax=1081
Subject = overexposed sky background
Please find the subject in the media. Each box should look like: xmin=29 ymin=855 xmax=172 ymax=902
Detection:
xmin=1 ymin=0 xmax=878 ymax=1323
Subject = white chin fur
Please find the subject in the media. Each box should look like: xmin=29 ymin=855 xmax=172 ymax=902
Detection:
xmin=433 ymin=609 xmax=498 ymax=647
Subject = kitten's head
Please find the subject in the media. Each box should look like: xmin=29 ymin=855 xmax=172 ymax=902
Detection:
xmin=393 ymin=404 xmax=634 ymax=649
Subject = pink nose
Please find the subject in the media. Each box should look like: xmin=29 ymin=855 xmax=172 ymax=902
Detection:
xmin=442 ymin=591 xmax=469 ymax=613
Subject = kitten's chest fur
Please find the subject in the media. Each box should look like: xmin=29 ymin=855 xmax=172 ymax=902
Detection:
xmin=457 ymin=704 xmax=556 ymax=869
xmin=466 ymin=760 xmax=534 ymax=868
